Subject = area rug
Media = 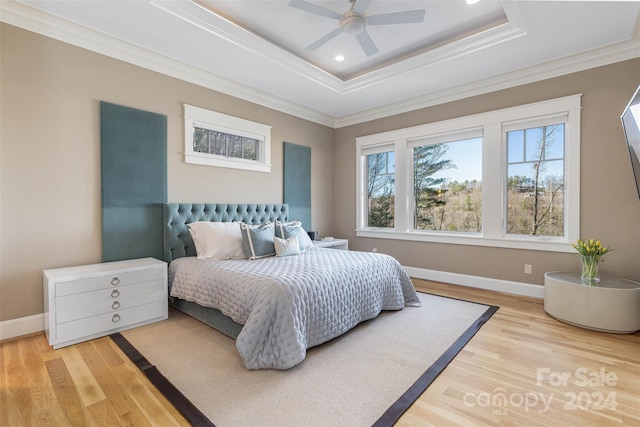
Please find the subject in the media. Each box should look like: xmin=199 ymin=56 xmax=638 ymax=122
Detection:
xmin=112 ymin=292 xmax=497 ymax=427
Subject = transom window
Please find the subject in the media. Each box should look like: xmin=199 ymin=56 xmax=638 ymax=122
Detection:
xmin=355 ymin=95 xmax=581 ymax=252
xmin=193 ymin=127 xmax=259 ymax=161
xmin=184 ymin=104 xmax=271 ymax=172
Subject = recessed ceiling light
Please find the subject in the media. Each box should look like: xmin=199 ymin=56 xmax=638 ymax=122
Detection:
xmin=466 ymin=0 xmax=480 ymax=4
xmin=335 ymin=55 xmax=345 ymax=62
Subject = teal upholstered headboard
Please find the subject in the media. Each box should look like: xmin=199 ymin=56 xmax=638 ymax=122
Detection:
xmin=163 ymin=203 xmax=289 ymax=263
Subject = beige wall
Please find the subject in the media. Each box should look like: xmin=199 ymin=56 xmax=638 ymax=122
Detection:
xmin=334 ymin=59 xmax=640 ymax=286
xmin=0 ymin=24 xmax=335 ymax=322
xmin=2 ymin=22 xmax=639 ymax=324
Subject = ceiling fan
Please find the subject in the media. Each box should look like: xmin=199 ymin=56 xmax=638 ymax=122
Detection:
xmin=288 ymin=0 xmax=426 ymax=57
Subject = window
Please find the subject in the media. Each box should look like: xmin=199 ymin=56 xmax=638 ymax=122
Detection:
xmin=355 ymin=95 xmax=581 ymax=252
xmin=193 ymin=127 xmax=259 ymax=161
xmin=184 ymin=104 xmax=271 ymax=172
xmin=506 ymin=122 xmax=565 ymax=237
xmin=366 ymin=149 xmax=395 ymax=228
xmin=410 ymin=129 xmax=483 ymax=233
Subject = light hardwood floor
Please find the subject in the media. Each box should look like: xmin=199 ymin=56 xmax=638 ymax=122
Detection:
xmin=1 ymin=279 xmax=638 ymax=426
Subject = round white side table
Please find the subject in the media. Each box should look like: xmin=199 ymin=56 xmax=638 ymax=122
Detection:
xmin=544 ymin=272 xmax=640 ymax=333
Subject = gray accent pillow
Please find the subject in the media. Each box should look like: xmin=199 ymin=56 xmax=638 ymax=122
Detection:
xmin=275 ymin=221 xmax=314 ymax=251
xmin=241 ymin=222 xmax=276 ymax=260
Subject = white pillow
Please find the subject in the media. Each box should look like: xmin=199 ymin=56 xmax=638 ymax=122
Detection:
xmin=187 ymin=221 xmax=245 ymax=260
xmin=274 ymin=236 xmax=301 ymax=257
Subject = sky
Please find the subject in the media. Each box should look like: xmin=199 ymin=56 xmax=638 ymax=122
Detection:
xmin=429 ymin=137 xmax=483 ymax=184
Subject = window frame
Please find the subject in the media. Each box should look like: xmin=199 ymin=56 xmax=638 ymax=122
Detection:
xmin=355 ymin=95 xmax=581 ymax=253
xmin=504 ymin=116 xmax=567 ymax=238
xmin=183 ymin=104 xmax=272 ymax=172
xmin=409 ymin=127 xmax=484 ymax=233
xmin=362 ymin=144 xmax=396 ymax=229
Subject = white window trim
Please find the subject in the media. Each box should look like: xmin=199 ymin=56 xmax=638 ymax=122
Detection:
xmin=183 ymin=104 xmax=272 ymax=173
xmin=355 ymin=94 xmax=581 ymax=253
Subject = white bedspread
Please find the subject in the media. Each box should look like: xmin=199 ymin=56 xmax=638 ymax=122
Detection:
xmin=168 ymin=248 xmax=421 ymax=370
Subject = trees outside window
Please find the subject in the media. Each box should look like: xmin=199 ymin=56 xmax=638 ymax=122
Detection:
xmin=367 ymin=151 xmax=395 ymax=228
xmin=193 ymin=127 xmax=259 ymax=161
xmin=183 ymin=104 xmax=271 ymax=172
xmin=413 ymin=139 xmax=482 ymax=232
xmin=355 ymin=95 xmax=581 ymax=253
xmin=507 ymin=124 xmax=565 ymax=236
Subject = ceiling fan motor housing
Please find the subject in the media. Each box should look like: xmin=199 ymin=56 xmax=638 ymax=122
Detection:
xmin=341 ymin=11 xmax=366 ymax=35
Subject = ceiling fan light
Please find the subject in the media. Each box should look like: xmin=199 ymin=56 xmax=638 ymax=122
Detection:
xmin=341 ymin=14 xmax=366 ymax=35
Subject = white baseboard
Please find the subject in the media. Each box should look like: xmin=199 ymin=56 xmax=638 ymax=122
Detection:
xmin=0 ymin=313 xmax=44 ymax=342
xmin=0 ymin=269 xmax=542 ymax=342
xmin=404 ymin=266 xmax=544 ymax=299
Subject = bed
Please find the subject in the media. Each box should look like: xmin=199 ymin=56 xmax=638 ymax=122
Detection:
xmin=163 ymin=203 xmax=421 ymax=370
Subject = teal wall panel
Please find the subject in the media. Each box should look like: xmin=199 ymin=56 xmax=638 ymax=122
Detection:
xmin=283 ymin=142 xmax=311 ymax=230
xmin=101 ymin=101 xmax=167 ymax=262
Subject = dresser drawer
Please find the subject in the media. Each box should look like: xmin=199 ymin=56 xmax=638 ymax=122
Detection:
xmin=56 ymin=300 xmax=165 ymax=342
xmin=57 ymin=289 xmax=165 ymax=324
xmin=44 ymin=258 xmax=168 ymax=349
xmin=56 ymin=279 xmax=164 ymax=310
xmin=56 ymin=267 xmax=164 ymax=297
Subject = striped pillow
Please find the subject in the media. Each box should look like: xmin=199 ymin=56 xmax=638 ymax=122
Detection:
xmin=240 ymin=222 xmax=276 ymax=260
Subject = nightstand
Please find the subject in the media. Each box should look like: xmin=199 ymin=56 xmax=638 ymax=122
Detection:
xmin=43 ymin=257 xmax=168 ymax=349
xmin=313 ymin=238 xmax=349 ymax=250
xmin=544 ymin=272 xmax=640 ymax=333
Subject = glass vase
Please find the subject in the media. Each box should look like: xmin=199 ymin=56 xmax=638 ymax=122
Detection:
xmin=580 ymin=255 xmax=600 ymax=285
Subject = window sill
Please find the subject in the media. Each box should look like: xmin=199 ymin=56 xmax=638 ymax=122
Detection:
xmin=355 ymin=229 xmax=575 ymax=253
xmin=184 ymin=153 xmax=271 ymax=173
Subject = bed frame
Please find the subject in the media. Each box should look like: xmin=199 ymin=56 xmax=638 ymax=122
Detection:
xmin=162 ymin=203 xmax=289 ymax=338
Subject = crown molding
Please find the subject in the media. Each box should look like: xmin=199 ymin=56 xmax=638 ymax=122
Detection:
xmin=342 ymin=0 xmax=527 ymax=94
xmin=2 ymin=0 xmax=639 ymax=130
xmin=0 ymin=0 xmax=336 ymax=128
xmin=153 ymin=0 xmax=527 ymax=95
xmin=334 ymin=38 xmax=640 ymax=128
xmin=151 ymin=0 xmax=346 ymax=94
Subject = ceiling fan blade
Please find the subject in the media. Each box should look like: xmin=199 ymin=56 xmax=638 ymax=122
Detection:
xmin=352 ymin=0 xmax=371 ymax=15
xmin=356 ymin=30 xmax=379 ymax=57
xmin=305 ymin=27 xmax=343 ymax=51
xmin=288 ymin=0 xmax=343 ymax=20
xmin=367 ymin=10 xmax=426 ymax=25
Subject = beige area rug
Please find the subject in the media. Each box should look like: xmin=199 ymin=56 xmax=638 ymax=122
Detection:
xmin=114 ymin=293 xmax=497 ymax=427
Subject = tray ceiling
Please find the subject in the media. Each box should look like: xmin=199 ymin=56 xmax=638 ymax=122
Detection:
xmin=3 ymin=0 xmax=640 ymax=127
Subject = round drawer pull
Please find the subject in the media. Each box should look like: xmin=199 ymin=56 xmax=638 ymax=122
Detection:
xmin=112 ymin=301 xmax=121 ymax=310
xmin=111 ymin=277 xmax=120 ymax=286
xmin=112 ymin=314 xmax=121 ymax=323
xmin=110 ymin=290 xmax=120 ymax=298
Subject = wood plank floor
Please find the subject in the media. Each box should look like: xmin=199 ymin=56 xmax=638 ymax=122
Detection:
xmin=403 ymin=280 xmax=640 ymax=426
xmin=0 ymin=331 xmax=189 ymax=426
xmin=1 ymin=279 xmax=638 ymax=426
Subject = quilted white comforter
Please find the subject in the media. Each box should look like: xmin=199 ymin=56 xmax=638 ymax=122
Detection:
xmin=168 ymin=247 xmax=421 ymax=370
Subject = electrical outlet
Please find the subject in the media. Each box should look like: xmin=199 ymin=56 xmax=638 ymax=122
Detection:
xmin=372 ymin=248 xmax=378 ymax=253
xmin=524 ymin=264 xmax=532 ymax=274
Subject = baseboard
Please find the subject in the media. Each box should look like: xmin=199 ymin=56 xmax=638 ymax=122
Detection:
xmin=404 ymin=266 xmax=544 ymax=299
xmin=0 ymin=313 xmax=44 ymax=342
xmin=0 ymin=269 xmax=542 ymax=342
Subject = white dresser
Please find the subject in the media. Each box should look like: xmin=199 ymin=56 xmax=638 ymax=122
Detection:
xmin=43 ymin=257 xmax=168 ymax=349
